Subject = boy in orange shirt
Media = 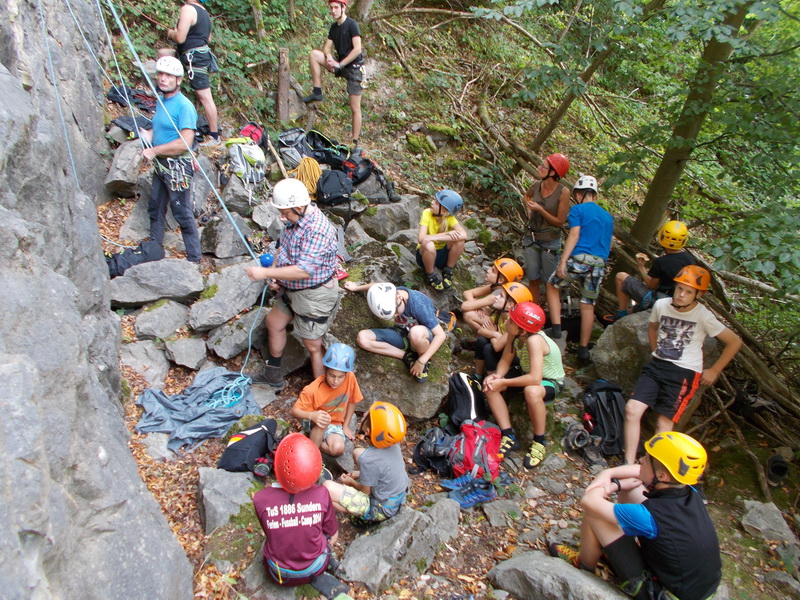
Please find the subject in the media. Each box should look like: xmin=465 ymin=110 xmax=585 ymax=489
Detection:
xmin=291 ymin=344 xmax=363 ymax=458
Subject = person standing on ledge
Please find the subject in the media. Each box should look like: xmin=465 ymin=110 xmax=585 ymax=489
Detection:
xmin=302 ymin=0 xmax=364 ymax=148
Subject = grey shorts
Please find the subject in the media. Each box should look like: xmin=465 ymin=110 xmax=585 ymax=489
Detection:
xmin=274 ymin=278 xmax=340 ymax=339
xmin=548 ymin=254 xmax=606 ymax=305
xmin=523 ymin=238 xmax=561 ymax=282
xmin=337 ymin=63 xmax=364 ymax=96
xmin=622 ymin=276 xmax=650 ymax=304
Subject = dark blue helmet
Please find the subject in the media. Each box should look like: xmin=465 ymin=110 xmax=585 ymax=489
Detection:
xmin=435 ymin=189 xmax=464 ymax=215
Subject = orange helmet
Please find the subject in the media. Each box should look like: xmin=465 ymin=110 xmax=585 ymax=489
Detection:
xmin=546 ymin=153 xmax=570 ymax=179
xmin=493 ymin=258 xmax=524 ymax=284
xmin=674 ymin=265 xmax=710 ymax=292
xmin=502 ymin=281 xmax=533 ymax=305
xmin=510 ymin=302 xmax=546 ymax=333
xmin=274 ymin=433 xmax=322 ymax=494
xmin=367 ymin=402 xmax=406 ymax=448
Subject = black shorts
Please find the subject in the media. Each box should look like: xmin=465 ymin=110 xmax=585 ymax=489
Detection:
xmin=602 ymin=536 xmax=673 ymax=599
xmin=180 ymin=48 xmax=216 ymax=91
xmin=632 ymin=359 xmax=701 ymax=423
xmin=336 ymin=63 xmax=363 ymax=96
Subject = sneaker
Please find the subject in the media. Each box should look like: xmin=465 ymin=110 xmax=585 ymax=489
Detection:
xmin=441 ymin=267 xmax=453 ymax=289
xmin=498 ymin=434 xmax=521 ymax=459
xmin=200 ymin=135 xmax=222 ymax=147
xmin=426 ymin=271 xmax=445 ymax=291
xmin=449 ymin=479 xmax=497 ymax=508
xmin=548 ymin=542 xmax=581 ymax=569
xmin=252 ymin=457 xmax=272 ymax=478
xmin=302 ymin=91 xmax=324 ymax=103
xmin=523 ymin=441 xmax=546 ymax=470
xmin=583 ymin=442 xmax=608 ymax=468
xmin=440 ymin=473 xmax=477 ymax=491
xmin=248 ymin=364 xmax=286 ymax=390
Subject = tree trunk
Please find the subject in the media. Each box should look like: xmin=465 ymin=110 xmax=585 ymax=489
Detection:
xmin=277 ymin=48 xmax=290 ymax=124
xmin=249 ymin=0 xmax=266 ymax=40
xmin=351 ymin=0 xmax=376 ymax=23
xmin=629 ymin=2 xmax=751 ymax=245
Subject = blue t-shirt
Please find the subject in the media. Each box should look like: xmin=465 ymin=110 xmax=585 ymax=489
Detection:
xmin=568 ymin=202 xmax=613 ymax=259
xmin=397 ymin=286 xmax=439 ymax=330
xmin=614 ymin=503 xmax=658 ymax=539
xmin=152 ymin=92 xmax=197 ymax=147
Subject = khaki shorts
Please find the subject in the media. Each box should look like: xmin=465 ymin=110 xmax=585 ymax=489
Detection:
xmin=275 ymin=278 xmax=340 ymax=339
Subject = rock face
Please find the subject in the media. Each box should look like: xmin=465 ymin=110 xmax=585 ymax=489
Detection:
xmin=0 ymin=3 xmax=193 ymax=598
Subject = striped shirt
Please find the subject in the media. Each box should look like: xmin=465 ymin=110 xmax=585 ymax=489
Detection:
xmin=275 ymin=204 xmax=337 ymax=290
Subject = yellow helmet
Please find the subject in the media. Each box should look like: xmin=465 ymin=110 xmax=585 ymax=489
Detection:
xmin=501 ymin=281 xmax=533 ymax=305
xmin=493 ymin=258 xmax=524 ymax=284
xmin=658 ymin=220 xmax=688 ymax=249
xmin=368 ymin=402 xmax=407 ymax=448
xmin=645 ymin=431 xmax=707 ymax=485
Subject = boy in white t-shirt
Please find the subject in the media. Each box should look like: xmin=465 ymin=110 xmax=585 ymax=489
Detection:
xmin=623 ymin=266 xmax=742 ymax=465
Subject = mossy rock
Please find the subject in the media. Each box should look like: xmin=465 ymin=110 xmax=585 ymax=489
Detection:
xmin=223 ymin=414 xmax=291 ymax=444
xmin=406 ymin=132 xmax=436 ymax=154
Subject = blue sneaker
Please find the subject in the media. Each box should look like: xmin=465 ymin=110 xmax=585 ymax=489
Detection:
xmin=449 ymin=479 xmax=497 ymax=508
xmin=440 ymin=473 xmax=476 ymax=491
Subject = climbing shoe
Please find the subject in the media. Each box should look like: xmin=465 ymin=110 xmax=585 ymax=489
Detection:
xmin=639 ymin=290 xmax=655 ymax=310
xmin=252 ymin=457 xmax=272 ymax=478
xmin=310 ymin=573 xmax=349 ymax=599
xmin=441 ymin=267 xmax=454 ymax=289
xmin=440 ymin=473 xmax=477 ymax=491
xmin=426 ymin=271 xmax=446 ymax=291
xmin=302 ymin=91 xmax=324 ymax=103
xmin=548 ymin=542 xmax=581 ymax=569
xmin=498 ymin=434 xmax=521 ymax=459
xmin=523 ymin=441 xmax=546 ymax=470
xmin=449 ymin=479 xmax=497 ymax=509
xmin=561 ymin=423 xmax=591 ymax=454
xmin=319 ymin=467 xmax=334 ymax=484
xmin=402 ymin=349 xmax=420 ymax=370
xmin=248 ymin=364 xmax=286 ymax=390
xmin=414 ymin=360 xmax=430 ymax=384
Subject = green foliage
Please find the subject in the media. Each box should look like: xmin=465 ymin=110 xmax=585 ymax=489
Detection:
xmin=200 ymin=284 xmax=219 ymax=300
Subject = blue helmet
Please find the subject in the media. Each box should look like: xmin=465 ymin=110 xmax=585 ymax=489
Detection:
xmin=435 ymin=189 xmax=463 ymax=215
xmin=322 ymin=343 xmax=356 ymax=372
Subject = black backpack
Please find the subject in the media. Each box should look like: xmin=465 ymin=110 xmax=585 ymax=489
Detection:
xmin=342 ymin=148 xmax=374 ymax=184
xmin=413 ymin=427 xmax=458 ymax=477
xmin=278 ymin=127 xmax=314 ymax=169
xmin=317 ymin=169 xmax=353 ymax=206
xmin=306 ymin=129 xmax=350 ymax=170
xmin=217 ymin=418 xmax=280 ymax=474
xmin=445 ymin=372 xmax=491 ymax=435
xmin=582 ymin=380 xmax=627 ymax=456
xmin=106 ymin=240 xmax=165 ymax=278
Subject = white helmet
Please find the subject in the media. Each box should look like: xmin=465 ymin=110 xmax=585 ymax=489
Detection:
xmin=367 ymin=283 xmax=397 ymax=320
xmin=155 ymin=56 xmax=184 ymax=77
xmin=574 ymin=175 xmax=598 ymax=194
xmin=271 ymin=178 xmax=311 ymax=210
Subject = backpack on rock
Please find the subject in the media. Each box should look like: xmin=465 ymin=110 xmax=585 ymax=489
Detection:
xmin=448 ymin=419 xmax=502 ymax=481
xmin=217 ymin=418 xmax=281 ymax=475
xmin=582 ymin=380 xmax=627 ymax=456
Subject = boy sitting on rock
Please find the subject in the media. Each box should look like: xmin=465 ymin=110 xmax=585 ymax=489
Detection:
xmin=252 ymin=434 xmax=348 ymax=597
xmin=323 ymin=402 xmax=408 ymax=524
xmin=290 ymin=344 xmax=362 ymax=458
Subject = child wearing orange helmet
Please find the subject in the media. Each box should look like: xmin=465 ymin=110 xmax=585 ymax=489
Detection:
xmin=323 ymin=402 xmax=409 ymax=524
xmin=622 ymin=266 xmax=742 ymax=465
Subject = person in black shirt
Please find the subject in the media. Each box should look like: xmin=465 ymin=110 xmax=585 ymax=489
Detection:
xmin=549 ymin=432 xmax=721 ymax=600
xmin=302 ymin=0 xmax=364 ymax=147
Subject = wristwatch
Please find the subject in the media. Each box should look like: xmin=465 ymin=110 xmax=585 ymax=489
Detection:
xmin=611 ymin=477 xmax=622 ymax=493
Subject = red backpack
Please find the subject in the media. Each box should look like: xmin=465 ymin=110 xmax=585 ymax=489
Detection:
xmin=447 ymin=420 xmax=502 ymax=481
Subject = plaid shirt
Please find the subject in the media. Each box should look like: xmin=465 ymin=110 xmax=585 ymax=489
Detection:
xmin=275 ymin=204 xmax=337 ymax=290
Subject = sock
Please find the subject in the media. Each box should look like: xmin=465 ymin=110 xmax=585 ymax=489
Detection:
xmin=550 ymin=324 xmax=562 ymax=338
xmin=617 ymin=309 xmax=628 ymax=318
xmin=266 ymin=356 xmax=282 ymax=368
xmin=209 ymin=131 xmax=219 ymax=140
xmin=352 ymin=138 xmax=358 ymax=147
xmin=534 ymin=434 xmax=546 ymax=446
xmin=313 ymin=86 xmax=322 ymax=95
xmin=501 ymin=428 xmax=515 ymax=440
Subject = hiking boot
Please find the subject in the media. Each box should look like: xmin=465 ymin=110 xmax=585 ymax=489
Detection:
xmin=252 ymin=457 xmax=272 ymax=478
xmin=426 ymin=271 xmax=445 ymax=291
xmin=449 ymin=479 xmax=497 ymax=508
xmin=548 ymin=542 xmax=581 ymax=569
xmin=498 ymin=434 xmax=521 ymax=459
xmin=523 ymin=441 xmax=546 ymax=470
xmin=577 ymin=345 xmax=591 ymax=363
xmin=441 ymin=267 xmax=454 ymax=289
xmin=583 ymin=441 xmax=608 ymax=468
xmin=302 ymin=91 xmax=324 ymax=103
xmin=249 ymin=365 xmax=286 ymax=390
xmin=767 ymin=454 xmax=789 ymax=487
xmin=561 ymin=423 xmax=590 ymax=453
xmin=440 ymin=473 xmax=477 ymax=491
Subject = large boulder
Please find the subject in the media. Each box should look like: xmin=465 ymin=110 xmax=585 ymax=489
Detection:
xmin=165 ymin=337 xmax=208 ymax=370
xmin=200 ymin=213 xmax=254 ymax=258
xmin=188 ymin=262 xmax=265 ymax=331
xmin=358 ymin=194 xmax=422 ymax=241
xmin=593 ymin=311 xmax=719 ymax=393
xmin=192 ymin=154 xmax=214 ymax=217
xmin=251 ymin=202 xmax=284 ymax=241
xmin=0 ymin=7 xmax=193 ymax=595
xmin=197 ymin=467 xmax=256 ymax=534
xmin=206 ymin=309 xmax=267 ymax=360
xmin=120 ymin=340 xmax=170 ymax=388
xmin=104 ymin=141 xmax=143 ymax=198
xmin=134 ymin=299 xmax=190 ymax=340
xmin=489 ymin=551 xmax=628 ymax=600
xmin=741 ymin=500 xmax=798 ymax=545
xmin=108 ymin=259 xmax=205 ymax=308
xmin=119 ymin=193 xmax=178 ymax=242
xmin=220 ymin=175 xmax=267 ymax=217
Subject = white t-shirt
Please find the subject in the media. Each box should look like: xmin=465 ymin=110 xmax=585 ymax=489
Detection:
xmin=649 ymin=298 xmax=725 ymax=372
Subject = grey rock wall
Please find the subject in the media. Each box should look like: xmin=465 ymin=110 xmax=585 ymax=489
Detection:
xmin=0 ymin=1 xmax=192 ymax=598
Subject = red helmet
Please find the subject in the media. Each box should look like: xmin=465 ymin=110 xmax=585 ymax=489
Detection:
xmin=329 ymin=0 xmax=347 ymax=5
xmin=274 ymin=433 xmax=322 ymax=494
xmin=546 ymin=153 xmax=570 ymax=179
xmin=509 ymin=301 xmax=546 ymax=333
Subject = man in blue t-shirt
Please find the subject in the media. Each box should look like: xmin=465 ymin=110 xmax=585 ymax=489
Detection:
xmin=138 ymin=56 xmax=201 ymax=263
xmin=344 ymin=281 xmax=446 ymax=384
xmin=545 ymin=175 xmax=612 ymax=362
xmin=302 ymin=0 xmax=364 ymax=147
xmin=549 ymin=432 xmax=721 ymax=600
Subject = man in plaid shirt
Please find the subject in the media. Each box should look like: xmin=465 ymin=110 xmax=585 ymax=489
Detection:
xmin=246 ymin=179 xmax=339 ymax=389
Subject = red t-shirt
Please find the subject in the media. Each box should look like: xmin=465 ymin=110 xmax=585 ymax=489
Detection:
xmin=253 ymin=484 xmax=338 ymax=571
xmin=293 ymin=372 xmax=363 ymax=425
